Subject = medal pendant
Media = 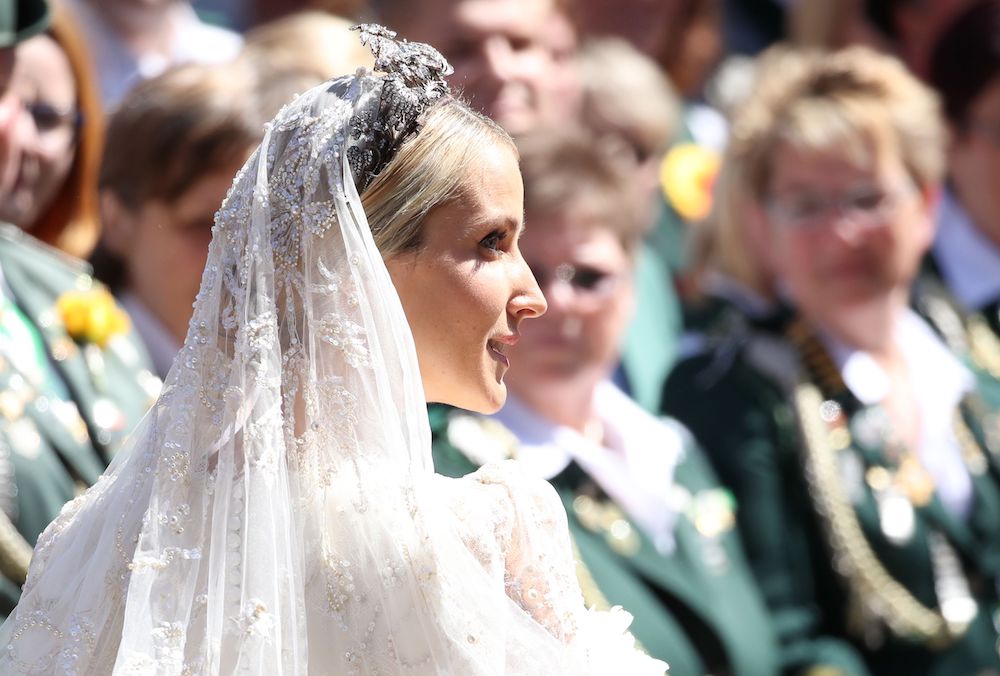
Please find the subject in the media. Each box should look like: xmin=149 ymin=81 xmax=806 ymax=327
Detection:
xmin=877 ymin=488 xmax=915 ymax=545
xmin=572 ymin=494 xmax=641 ymax=556
xmin=691 ymin=489 xmax=735 ymax=538
xmin=896 ymin=455 xmax=935 ymax=507
xmin=8 ymin=419 xmax=41 ymax=459
xmin=928 ymin=532 xmax=978 ymax=635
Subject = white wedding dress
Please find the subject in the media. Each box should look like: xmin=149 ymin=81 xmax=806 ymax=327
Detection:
xmin=0 ymin=27 xmax=666 ymax=675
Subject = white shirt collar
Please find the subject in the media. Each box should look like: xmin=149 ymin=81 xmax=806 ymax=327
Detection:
xmin=494 ymin=381 xmax=686 ymax=553
xmin=821 ymin=309 xmax=973 ymax=407
xmin=933 ymin=188 xmax=1000 ymax=311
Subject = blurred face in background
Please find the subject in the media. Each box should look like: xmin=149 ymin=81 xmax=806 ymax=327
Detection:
xmin=949 ymin=75 xmax=1000 ymax=246
xmin=505 ymin=210 xmax=634 ymax=394
xmin=0 ymin=48 xmax=20 ymax=202
xmin=101 ymin=158 xmax=248 ymax=344
xmin=760 ymin=142 xmax=933 ymax=333
xmin=0 ymin=33 xmax=77 ymax=228
xmin=401 ymin=0 xmax=580 ymax=134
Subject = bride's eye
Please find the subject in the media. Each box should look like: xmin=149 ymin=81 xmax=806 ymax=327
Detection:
xmin=479 ymin=230 xmax=505 ymax=254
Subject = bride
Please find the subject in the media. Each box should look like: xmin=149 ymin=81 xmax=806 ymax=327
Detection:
xmin=0 ymin=25 xmax=666 ymax=675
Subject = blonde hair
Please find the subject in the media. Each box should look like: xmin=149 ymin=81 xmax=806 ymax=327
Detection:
xmin=694 ymin=160 xmax=770 ymax=294
xmin=576 ymin=38 xmax=680 ymax=162
xmin=730 ymin=45 xmax=945 ymax=198
xmin=517 ymin=126 xmax=649 ymax=256
xmin=100 ymin=61 xmax=261 ymax=209
xmin=361 ymin=98 xmax=515 ymax=258
xmin=695 ymin=47 xmax=812 ymax=296
xmin=241 ymin=12 xmax=374 ymax=85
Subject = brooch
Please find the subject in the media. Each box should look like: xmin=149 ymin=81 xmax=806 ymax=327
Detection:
xmin=56 ymin=287 xmax=130 ymax=348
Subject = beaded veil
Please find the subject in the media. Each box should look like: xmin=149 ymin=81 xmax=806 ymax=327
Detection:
xmin=0 ymin=25 xmax=664 ymax=675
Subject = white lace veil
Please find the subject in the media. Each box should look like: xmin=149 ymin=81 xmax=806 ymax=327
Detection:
xmin=0 ymin=26 xmax=609 ymax=675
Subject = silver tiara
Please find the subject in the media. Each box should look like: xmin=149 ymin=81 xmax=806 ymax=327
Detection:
xmin=348 ymin=24 xmax=454 ymax=191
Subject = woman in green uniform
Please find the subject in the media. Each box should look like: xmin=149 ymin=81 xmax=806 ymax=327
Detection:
xmin=664 ymin=45 xmax=1000 ymax=676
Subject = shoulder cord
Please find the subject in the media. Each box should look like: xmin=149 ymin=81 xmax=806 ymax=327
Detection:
xmin=786 ymin=319 xmax=982 ymax=647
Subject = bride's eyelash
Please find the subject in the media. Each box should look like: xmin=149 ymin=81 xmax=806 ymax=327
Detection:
xmin=479 ymin=229 xmax=505 ymax=252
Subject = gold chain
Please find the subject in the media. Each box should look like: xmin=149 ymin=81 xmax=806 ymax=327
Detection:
xmin=967 ymin=313 xmax=1000 ymax=381
xmin=786 ymin=319 xmax=982 ymax=646
xmin=795 ymin=383 xmax=958 ymax=646
xmin=0 ymin=507 xmax=31 ymax=585
xmin=571 ymin=537 xmax=611 ymax=612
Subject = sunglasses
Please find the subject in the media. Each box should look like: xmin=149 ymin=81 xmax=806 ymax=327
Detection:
xmin=25 ymin=101 xmax=82 ymax=134
xmin=528 ymin=262 xmax=622 ymax=298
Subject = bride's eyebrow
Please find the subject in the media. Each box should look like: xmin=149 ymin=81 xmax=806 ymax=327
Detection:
xmin=468 ymin=214 xmax=520 ymax=233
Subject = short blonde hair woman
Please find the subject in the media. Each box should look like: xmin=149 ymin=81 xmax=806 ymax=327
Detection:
xmin=664 ymin=44 xmax=1000 ymax=676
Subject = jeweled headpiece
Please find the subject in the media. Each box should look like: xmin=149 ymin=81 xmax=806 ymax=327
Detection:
xmin=348 ymin=24 xmax=454 ymax=191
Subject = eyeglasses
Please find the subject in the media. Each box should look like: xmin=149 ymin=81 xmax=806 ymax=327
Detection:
xmin=764 ymin=182 xmax=915 ymax=232
xmin=528 ymin=262 xmax=623 ymax=300
xmin=25 ymin=101 xmax=81 ymax=133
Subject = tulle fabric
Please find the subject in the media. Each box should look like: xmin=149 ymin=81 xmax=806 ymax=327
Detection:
xmin=0 ymin=74 xmax=666 ymax=675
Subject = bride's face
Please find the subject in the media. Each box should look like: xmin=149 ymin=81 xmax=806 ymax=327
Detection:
xmin=387 ymin=142 xmax=546 ymax=413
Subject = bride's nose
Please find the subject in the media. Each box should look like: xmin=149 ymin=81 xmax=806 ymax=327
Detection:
xmin=509 ymin=255 xmax=547 ymax=319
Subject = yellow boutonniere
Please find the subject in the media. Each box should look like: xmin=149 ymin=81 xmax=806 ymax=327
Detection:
xmin=660 ymin=142 xmax=720 ymax=223
xmin=56 ymin=288 xmax=131 ymax=348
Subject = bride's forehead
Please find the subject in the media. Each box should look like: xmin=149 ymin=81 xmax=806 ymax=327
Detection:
xmin=453 ymin=146 xmax=521 ymax=196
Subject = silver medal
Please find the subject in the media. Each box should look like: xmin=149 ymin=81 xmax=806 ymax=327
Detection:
xmin=878 ymin=488 xmax=915 ymax=545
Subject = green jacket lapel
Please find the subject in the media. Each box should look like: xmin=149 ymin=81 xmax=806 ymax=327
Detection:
xmin=0 ymin=363 xmax=103 ymax=484
xmin=551 ymin=460 xmax=719 ymax=633
xmin=0 ymin=231 xmax=147 ymax=462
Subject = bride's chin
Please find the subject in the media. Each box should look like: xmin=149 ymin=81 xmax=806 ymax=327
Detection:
xmin=466 ymin=382 xmax=507 ymax=415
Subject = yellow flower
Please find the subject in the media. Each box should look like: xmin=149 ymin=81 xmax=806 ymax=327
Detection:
xmin=56 ymin=288 xmax=131 ymax=348
xmin=659 ymin=143 xmax=720 ymax=222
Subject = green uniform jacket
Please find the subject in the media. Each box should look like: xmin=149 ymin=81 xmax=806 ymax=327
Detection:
xmin=663 ymin=302 xmax=1000 ymax=676
xmin=430 ymin=404 xmax=781 ymax=676
xmin=919 ymin=252 xmax=1000 ymax=355
xmin=0 ymin=226 xmax=159 ymax=614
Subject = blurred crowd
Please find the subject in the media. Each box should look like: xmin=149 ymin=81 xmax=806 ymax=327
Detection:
xmin=2 ymin=0 xmax=1000 ymax=674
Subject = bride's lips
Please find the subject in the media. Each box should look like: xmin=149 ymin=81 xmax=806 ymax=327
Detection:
xmin=487 ymin=334 xmax=518 ymax=368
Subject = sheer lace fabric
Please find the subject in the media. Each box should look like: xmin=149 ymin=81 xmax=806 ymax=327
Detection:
xmin=0 ymin=73 xmax=666 ymax=675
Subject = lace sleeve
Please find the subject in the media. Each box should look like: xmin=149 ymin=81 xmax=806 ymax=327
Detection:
xmin=467 ymin=461 xmax=669 ymax=675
